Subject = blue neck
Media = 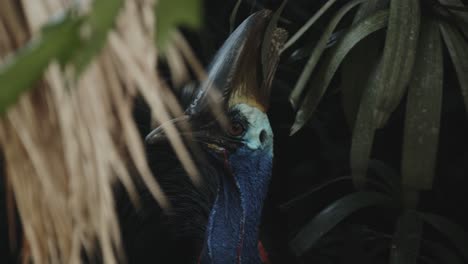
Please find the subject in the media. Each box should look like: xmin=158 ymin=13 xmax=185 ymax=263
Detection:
xmin=200 ymin=147 xmax=272 ymax=264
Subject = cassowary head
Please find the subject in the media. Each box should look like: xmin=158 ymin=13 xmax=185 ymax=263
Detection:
xmin=146 ymin=10 xmax=286 ymax=263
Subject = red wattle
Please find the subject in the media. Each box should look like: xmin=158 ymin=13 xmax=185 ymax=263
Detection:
xmin=258 ymin=241 xmax=270 ymax=264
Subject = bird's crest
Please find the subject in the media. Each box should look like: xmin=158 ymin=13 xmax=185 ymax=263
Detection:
xmin=187 ymin=10 xmax=287 ymax=115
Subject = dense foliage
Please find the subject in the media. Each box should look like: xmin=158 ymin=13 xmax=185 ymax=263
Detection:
xmin=197 ymin=0 xmax=468 ymax=263
xmin=1 ymin=0 xmax=468 ymax=263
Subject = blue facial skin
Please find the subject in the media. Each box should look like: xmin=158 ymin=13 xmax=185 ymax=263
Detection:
xmin=200 ymin=145 xmax=273 ymax=264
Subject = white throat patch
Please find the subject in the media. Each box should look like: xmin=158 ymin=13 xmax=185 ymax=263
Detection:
xmin=234 ymin=103 xmax=273 ymax=151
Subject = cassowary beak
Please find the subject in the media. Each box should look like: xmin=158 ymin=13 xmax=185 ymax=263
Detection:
xmin=146 ymin=10 xmax=286 ymax=145
xmin=145 ymin=116 xmax=190 ymax=144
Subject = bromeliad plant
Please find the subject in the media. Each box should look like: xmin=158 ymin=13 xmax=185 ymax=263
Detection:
xmin=284 ymin=0 xmax=468 ymax=263
xmin=284 ymin=160 xmax=468 ymax=263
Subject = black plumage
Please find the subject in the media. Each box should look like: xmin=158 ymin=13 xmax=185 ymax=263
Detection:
xmin=117 ymin=141 xmax=218 ymax=263
xmin=117 ymin=10 xmax=286 ymax=263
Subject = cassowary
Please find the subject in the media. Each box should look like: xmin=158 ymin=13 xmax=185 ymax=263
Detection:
xmin=119 ymin=10 xmax=286 ymax=263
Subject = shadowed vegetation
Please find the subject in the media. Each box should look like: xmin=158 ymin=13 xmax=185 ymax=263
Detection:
xmin=1 ymin=0 xmax=468 ymax=263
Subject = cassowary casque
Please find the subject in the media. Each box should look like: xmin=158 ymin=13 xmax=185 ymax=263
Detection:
xmin=118 ymin=10 xmax=287 ymax=264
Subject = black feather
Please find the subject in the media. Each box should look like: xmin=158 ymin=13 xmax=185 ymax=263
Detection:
xmin=116 ymin=140 xmax=220 ymax=263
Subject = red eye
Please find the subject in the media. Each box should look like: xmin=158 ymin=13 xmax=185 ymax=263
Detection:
xmin=228 ymin=121 xmax=245 ymax=136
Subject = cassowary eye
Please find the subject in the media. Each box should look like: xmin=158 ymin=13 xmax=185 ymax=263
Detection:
xmin=228 ymin=121 xmax=245 ymax=137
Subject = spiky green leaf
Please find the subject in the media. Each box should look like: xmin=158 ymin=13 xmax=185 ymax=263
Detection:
xmin=289 ymin=0 xmax=367 ymax=110
xmin=439 ymin=21 xmax=468 ymax=117
xmin=350 ymin=59 xmax=383 ymax=188
xmin=291 ymin=10 xmax=389 ymax=135
xmin=0 ymin=16 xmax=82 ymax=114
xmin=290 ymin=191 xmax=395 ymax=256
xmin=350 ymin=0 xmax=420 ymax=188
xmin=281 ymin=0 xmax=338 ymax=52
xmin=439 ymin=0 xmax=468 ymax=37
xmin=401 ymin=17 xmax=443 ymax=190
xmin=341 ymin=0 xmax=387 ymax=129
xmin=374 ymin=0 xmax=421 ymax=127
xmin=280 ymin=176 xmax=352 ymax=210
xmin=0 ymin=0 xmax=127 ymax=114
xmin=353 ymin=0 xmax=389 ymax=24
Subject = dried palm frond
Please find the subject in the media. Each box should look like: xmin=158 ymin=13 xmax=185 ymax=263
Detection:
xmin=0 ymin=0 xmax=196 ymax=263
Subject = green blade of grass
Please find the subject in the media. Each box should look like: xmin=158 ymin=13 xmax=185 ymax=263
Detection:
xmin=0 ymin=16 xmax=81 ymax=114
xmin=420 ymin=213 xmax=468 ymax=262
xmin=290 ymin=10 xmax=389 ymax=135
xmin=374 ymin=0 xmax=421 ymax=127
xmin=439 ymin=21 xmax=468 ymax=116
xmin=289 ymin=191 xmax=395 ymax=256
xmin=390 ymin=211 xmax=423 ymax=264
xmin=288 ymin=0 xmax=367 ymax=110
xmin=401 ymin=17 xmax=443 ymax=191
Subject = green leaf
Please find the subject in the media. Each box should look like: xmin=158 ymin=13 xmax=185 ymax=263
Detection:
xmin=290 ymin=10 xmax=389 ymax=135
xmin=438 ymin=0 xmax=468 ymax=38
xmin=0 ymin=0 xmax=126 ymax=114
xmin=289 ymin=0 xmax=367 ymax=110
xmin=353 ymin=0 xmax=389 ymax=24
xmin=401 ymin=17 xmax=443 ymax=191
xmin=350 ymin=58 xmax=383 ymax=189
xmin=0 ymin=16 xmax=82 ymax=114
xmin=390 ymin=211 xmax=423 ymax=264
xmin=439 ymin=21 xmax=468 ymax=117
xmin=351 ymin=0 xmax=420 ymax=189
xmin=68 ymin=0 xmax=124 ymax=76
xmin=289 ymin=191 xmax=395 ymax=256
xmin=374 ymin=0 xmax=421 ymax=127
xmin=281 ymin=0 xmax=338 ymax=52
xmin=279 ymin=176 xmax=352 ymax=210
xmin=341 ymin=0 xmax=387 ymax=129
xmin=420 ymin=213 xmax=468 ymax=262
xmin=156 ymin=0 xmax=202 ymax=55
